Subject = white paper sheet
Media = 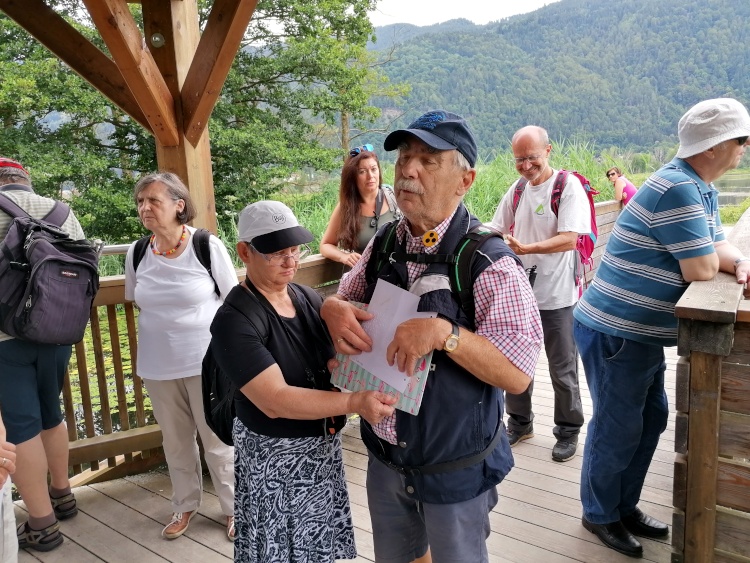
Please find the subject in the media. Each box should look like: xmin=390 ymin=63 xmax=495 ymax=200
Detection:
xmin=351 ymin=279 xmax=436 ymax=393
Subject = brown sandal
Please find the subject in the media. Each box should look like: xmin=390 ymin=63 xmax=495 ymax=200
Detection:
xmin=17 ymin=520 xmax=63 ymax=552
xmin=50 ymin=491 xmax=78 ymax=520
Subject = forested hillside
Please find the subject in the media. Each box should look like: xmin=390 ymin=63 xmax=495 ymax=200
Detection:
xmin=370 ymin=0 xmax=750 ymax=153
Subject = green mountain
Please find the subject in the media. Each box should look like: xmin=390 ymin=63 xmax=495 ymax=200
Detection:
xmin=370 ymin=0 xmax=750 ymax=154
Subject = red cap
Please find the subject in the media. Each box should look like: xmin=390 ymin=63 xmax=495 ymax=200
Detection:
xmin=0 ymin=158 xmax=28 ymax=175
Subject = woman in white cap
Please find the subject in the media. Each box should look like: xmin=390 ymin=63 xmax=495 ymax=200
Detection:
xmin=209 ymin=200 xmax=396 ymax=562
xmin=125 ymin=172 xmax=238 ymax=542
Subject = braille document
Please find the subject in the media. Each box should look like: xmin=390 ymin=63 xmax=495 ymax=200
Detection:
xmin=330 ymin=279 xmax=435 ymax=415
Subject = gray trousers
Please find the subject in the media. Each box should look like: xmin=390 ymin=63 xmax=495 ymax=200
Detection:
xmin=506 ymin=305 xmax=584 ymax=440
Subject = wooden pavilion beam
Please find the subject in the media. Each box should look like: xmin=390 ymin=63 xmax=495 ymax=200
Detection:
xmin=83 ymin=0 xmax=180 ymax=147
xmin=0 ymin=0 xmax=150 ymax=132
xmin=181 ymin=0 xmax=258 ymax=146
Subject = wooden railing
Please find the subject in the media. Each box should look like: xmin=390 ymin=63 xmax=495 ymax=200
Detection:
xmin=671 ymin=211 xmax=750 ymax=562
xmin=64 ymin=201 xmax=626 ymax=486
xmin=65 ymin=255 xmax=344 ymax=486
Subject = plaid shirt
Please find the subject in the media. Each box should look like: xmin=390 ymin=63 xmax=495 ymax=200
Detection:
xmin=339 ymin=210 xmax=543 ymax=444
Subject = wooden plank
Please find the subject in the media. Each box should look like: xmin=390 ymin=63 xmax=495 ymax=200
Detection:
xmin=720 ymin=360 xmax=750 ymax=415
xmin=674 ymin=281 xmax=741 ymax=323
xmin=715 ymin=506 xmax=750 ymax=559
xmin=719 ymin=411 xmax=750 ymax=458
xmin=713 ymin=550 xmax=750 ymax=563
xmin=70 ymin=451 xmax=165 ymax=487
xmin=717 ymin=458 xmax=750 ymax=513
xmin=68 ymin=425 xmax=163 ymax=466
xmin=677 ymin=318 xmax=735 ymax=356
xmin=672 ymin=508 xmax=685 ymax=556
xmin=107 ymin=305 xmax=131 ymax=440
xmin=0 ymin=0 xmax=150 ymax=131
xmin=674 ymin=412 xmax=688 ymax=454
xmin=83 ymin=0 xmax=179 ymax=146
xmin=684 ymin=351 xmax=722 ymax=562
xmin=181 ymin=0 xmax=259 ymax=145
xmin=124 ymin=303 xmax=146 ymax=427
xmin=675 ymin=356 xmax=690 ymax=413
xmin=736 ymin=301 xmax=750 ymax=323
xmin=673 ymin=453 xmax=687 ymax=511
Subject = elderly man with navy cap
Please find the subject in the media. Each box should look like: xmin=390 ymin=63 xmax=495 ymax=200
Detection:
xmin=321 ymin=110 xmax=543 ymax=562
xmin=574 ymin=98 xmax=750 ymax=558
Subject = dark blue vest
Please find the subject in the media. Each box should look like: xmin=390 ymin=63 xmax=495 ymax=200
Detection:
xmin=360 ymin=205 xmax=520 ymax=504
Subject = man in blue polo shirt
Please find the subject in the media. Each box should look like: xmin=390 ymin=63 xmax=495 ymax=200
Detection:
xmin=574 ymin=98 xmax=750 ymax=558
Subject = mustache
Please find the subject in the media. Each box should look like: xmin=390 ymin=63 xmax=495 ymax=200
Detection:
xmin=395 ymin=179 xmax=424 ymax=195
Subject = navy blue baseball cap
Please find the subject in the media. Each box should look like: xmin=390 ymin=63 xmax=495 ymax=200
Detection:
xmin=383 ymin=110 xmax=478 ymax=167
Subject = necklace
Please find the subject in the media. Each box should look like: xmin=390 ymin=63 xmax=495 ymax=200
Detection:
xmin=150 ymin=225 xmax=187 ymax=256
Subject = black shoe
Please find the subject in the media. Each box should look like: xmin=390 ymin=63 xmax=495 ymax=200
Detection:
xmin=506 ymin=425 xmax=533 ymax=447
xmin=582 ymin=517 xmax=643 ymax=558
xmin=621 ymin=507 xmax=670 ymax=538
xmin=552 ymin=436 xmax=578 ymax=462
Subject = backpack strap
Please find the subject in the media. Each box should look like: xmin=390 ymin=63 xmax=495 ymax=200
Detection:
xmin=132 ymin=228 xmax=220 ymax=297
xmin=449 ymin=226 xmax=504 ymax=326
xmin=224 ymin=284 xmax=271 ymax=344
xmin=132 ymin=235 xmax=151 ymax=273
xmin=550 ymin=170 xmax=569 ymax=217
xmin=365 ymin=220 xmax=400 ymax=285
xmin=381 ymin=185 xmax=402 ymax=221
xmin=192 ymin=228 xmax=220 ymax=297
xmin=0 ymin=193 xmax=70 ymax=228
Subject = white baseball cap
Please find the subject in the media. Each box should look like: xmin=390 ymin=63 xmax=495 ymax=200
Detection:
xmin=676 ymin=98 xmax=750 ymax=158
xmin=237 ymin=200 xmax=313 ymax=253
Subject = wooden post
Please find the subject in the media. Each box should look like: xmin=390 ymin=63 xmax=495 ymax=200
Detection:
xmin=143 ymin=0 xmax=218 ymax=232
xmin=683 ymin=350 xmax=722 ymax=561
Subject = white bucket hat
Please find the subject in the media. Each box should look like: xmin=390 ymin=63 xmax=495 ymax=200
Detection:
xmin=237 ymin=200 xmax=313 ymax=253
xmin=676 ymin=98 xmax=750 ymax=158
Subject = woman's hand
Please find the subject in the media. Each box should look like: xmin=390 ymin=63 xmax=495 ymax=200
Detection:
xmin=349 ymin=391 xmax=397 ymax=426
xmin=340 ymin=251 xmax=361 ymax=267
xmin=0 ymin=440 xmax=16 ymax=486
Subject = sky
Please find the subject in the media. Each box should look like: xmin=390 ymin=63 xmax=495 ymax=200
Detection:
xmin=368 ymin=0 xmax=562 ymax=28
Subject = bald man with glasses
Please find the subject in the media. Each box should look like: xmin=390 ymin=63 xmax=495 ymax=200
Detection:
xmin=488 ymin=125 xmax=591 ymax=463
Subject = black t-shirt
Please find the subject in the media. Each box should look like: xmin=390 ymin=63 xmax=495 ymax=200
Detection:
xmin=209 ymin=284 xmax=335 ymax=438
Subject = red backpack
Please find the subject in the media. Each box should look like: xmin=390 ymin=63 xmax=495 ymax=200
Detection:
xmin=511 ymin=170 xmax=599 ymax=293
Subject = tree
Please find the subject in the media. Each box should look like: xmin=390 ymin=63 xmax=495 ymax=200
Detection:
xmin=0 ymin=0 xmax=401 ymax=242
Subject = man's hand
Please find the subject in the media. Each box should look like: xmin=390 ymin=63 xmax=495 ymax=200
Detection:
xmin=321 ymin=296 xmax=374 ymax=355
xmin=505 ymin=234 xmax=525 ymax=255
xmin=386 ymin=317 xmax=452 ymax=377
xmin=735 ymin=260 xmax=750 ymax=297
xmin=0 ymin=440 xmax=16 ymax=487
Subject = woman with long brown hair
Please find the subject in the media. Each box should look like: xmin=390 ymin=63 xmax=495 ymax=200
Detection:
xmin=321 ymin=145 xmax=400 ymax=267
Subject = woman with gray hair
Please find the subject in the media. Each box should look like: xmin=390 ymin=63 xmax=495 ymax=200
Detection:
xmin=124 ymin=172 xmax=239 ymax=542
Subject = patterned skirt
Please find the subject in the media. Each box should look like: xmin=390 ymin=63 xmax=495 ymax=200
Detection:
xmin=233 ymin=418 xmax=357 ymax=563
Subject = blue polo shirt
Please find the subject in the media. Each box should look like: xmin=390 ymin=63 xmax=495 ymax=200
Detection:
xmin=574 ymin=158 xmax=724 ymax=346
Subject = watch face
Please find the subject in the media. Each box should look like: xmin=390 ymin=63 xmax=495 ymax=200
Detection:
xmin=444 ymin=335 xmax=459 ymax=352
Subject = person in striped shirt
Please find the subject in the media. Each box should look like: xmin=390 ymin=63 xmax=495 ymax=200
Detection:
xmin=573 ymin=98 xmax=750 ymax=558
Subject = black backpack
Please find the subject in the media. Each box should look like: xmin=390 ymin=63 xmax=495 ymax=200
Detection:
xmin=132 ymin=228 xmax=220 ymax=296
xmin=202 ymin=282 xmax=333 ymax=446
xmin=365 ymin=221 xmax=506 ymax=326
xmin=0 ymin=190 xmax=100 ymax=344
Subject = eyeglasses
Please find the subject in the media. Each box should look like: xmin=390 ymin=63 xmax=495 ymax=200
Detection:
xmin=350 ymin=144 xmax=374 ymax=157
xmin=606 ymin=172 xmax=617 ymax=178
xmin=513 ymin=154 xmax=545 ymax=165
xmin=736 ymin=136 xmax=749 ymax=146
xmin=250 ymin=244 xmax=310 ymax=265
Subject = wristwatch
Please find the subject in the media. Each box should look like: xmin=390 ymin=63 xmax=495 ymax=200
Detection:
xmin=734 ymin=257 xmax=750 ymax=272
xmin=443 ymin=320 xmax=460 ymax=353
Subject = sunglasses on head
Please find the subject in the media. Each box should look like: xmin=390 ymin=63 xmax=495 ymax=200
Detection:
xmin=349 ymin=144 xmax=374 ymax=157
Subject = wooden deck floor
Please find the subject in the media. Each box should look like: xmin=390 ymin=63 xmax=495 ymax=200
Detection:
xmin=16 ymin=348 xmax=678 ymax=562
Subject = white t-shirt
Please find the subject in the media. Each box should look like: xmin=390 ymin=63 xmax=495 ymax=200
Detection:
xmin=489 ymin=170 xmax=591 ymax=310
xmin=125 ymin=226 xmax=239 ymax=380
